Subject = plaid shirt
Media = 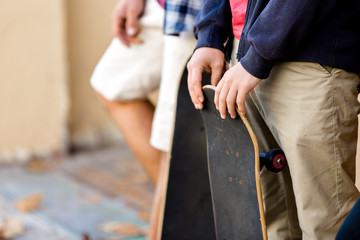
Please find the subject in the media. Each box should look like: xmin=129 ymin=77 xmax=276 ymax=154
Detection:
xmin=164 ymin=0 xmax=203 ymax=35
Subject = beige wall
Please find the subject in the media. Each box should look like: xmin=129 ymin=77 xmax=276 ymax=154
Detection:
xmin=67 ymin=0 xmax=122 ymax=149
xmin=0 ymin=0 xmax=122 ymax=161
xmin=0 ymin=0 xmax=68 ymax=160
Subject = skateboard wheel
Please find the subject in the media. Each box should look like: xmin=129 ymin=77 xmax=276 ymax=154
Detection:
xmin=264 ymin=149 xmax=287 ymax=172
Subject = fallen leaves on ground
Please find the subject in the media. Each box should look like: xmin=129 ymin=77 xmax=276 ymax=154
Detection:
xmin=25 ymin=158 xmax=52 ymax=173
xmin=0 ymin=217 xmax=25 ymax=239
xmin=137 ymin=211 xmax=150 ymax=221
xmin=14 ymin=192 xmax=43 ymax=212
xmin=99 ymin=222 xmax=146 ymax=237
xmin=78 ymin=190 xmax=102 ymax=205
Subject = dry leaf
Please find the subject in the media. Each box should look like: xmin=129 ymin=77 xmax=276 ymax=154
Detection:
xmin=0 ymin=217 xmax=25 ymax=239
xmin=85 ymin=193 xmax=102 ymax=205
xmin=137 ymin=211 xmax=150 ymax=221
xmin=14 ymin=192 xmax=43 ymax=212
xmin=25 ymin=158 xmax=51 ymax=173
xmin=99 ymin=222 xmax=146 ymax=237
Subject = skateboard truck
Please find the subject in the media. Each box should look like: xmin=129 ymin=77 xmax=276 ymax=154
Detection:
xmin=260 ymin=149 xmax=287 ymax=172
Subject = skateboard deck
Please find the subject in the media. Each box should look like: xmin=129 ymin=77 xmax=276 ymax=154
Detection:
xmin=200 ymin=85 xmax=267 ymax=240
xmin=158 ymin=69 xmax=216 ymax=239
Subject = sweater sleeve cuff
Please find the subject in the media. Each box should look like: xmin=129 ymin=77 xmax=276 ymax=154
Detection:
xmin=240 ymin=46 xmax=274 ymax=79
xmin=194 ymin=24 xmax=226 ymax=53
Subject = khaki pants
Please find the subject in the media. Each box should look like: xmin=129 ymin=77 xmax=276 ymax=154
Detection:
xmin=232 ymin=39 xmax=360 ymax=240
xmin=251 ymin=62 xmax=360 ymax=239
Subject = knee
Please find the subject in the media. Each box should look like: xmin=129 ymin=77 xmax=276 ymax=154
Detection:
xmin=95 ymin=91 xmax=121 ymax=110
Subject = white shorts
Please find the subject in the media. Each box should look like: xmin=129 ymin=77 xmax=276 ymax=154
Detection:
xmin=90 ymin=0 xmax=197 ymax=152
xmin=150 ymin=34 xmax=197 ymax=151
xmin=90 ymin=0 xmax=164 ymax=101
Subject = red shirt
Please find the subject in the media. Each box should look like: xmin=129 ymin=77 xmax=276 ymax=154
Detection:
xmin=229 ymin=0 xmax=248 ymax=39
xmin=158 ymin=0 xmax=165 ymax=8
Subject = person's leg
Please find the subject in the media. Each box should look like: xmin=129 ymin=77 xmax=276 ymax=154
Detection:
xmin=97 ymin=94 xmax=161 ymax=183
xmin=245 ymin=96 xmax=302 ymax=240
xmin=231 ymin=38 xmax=302 ymax=240
xmin=90 ymin=1 xmax=169 ymax=237
xmin=253 ymin=61 xmax=360 ymax=239
xmin=90 ymin=0 xmax=165 ymax=184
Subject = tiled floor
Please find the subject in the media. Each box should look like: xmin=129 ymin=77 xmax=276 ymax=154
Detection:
xmin=0 ymin=145 xmax=154 ymax=240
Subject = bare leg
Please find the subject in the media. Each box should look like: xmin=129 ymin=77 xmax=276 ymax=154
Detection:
xmin=97 ymin=92 xmax=161 ymax=184
xmin=147 ymin=152 xmax=169 ymax=240
xmin=96 ymin=92 xmax=168 ymax=239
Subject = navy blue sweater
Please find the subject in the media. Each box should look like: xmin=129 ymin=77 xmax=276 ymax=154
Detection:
xmin=194 ymin=0 xmax=360 ymax=79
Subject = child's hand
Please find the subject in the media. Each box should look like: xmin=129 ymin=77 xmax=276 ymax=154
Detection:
xmin=215 ymin=62 xmax=261 ymax=118
xmin=112 ymin=0 xmax=144 ymax=47
xmin=187 ymin=47 xmax=227 ymax=109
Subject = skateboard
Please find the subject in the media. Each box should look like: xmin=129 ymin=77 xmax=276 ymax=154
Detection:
xmin=200 ymin=85 xmax=268 ymax=239
xmin=158 ymin=69 xmax=216 ymax=239
xmin=158 ymin=73 xmax=286 ymax=239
